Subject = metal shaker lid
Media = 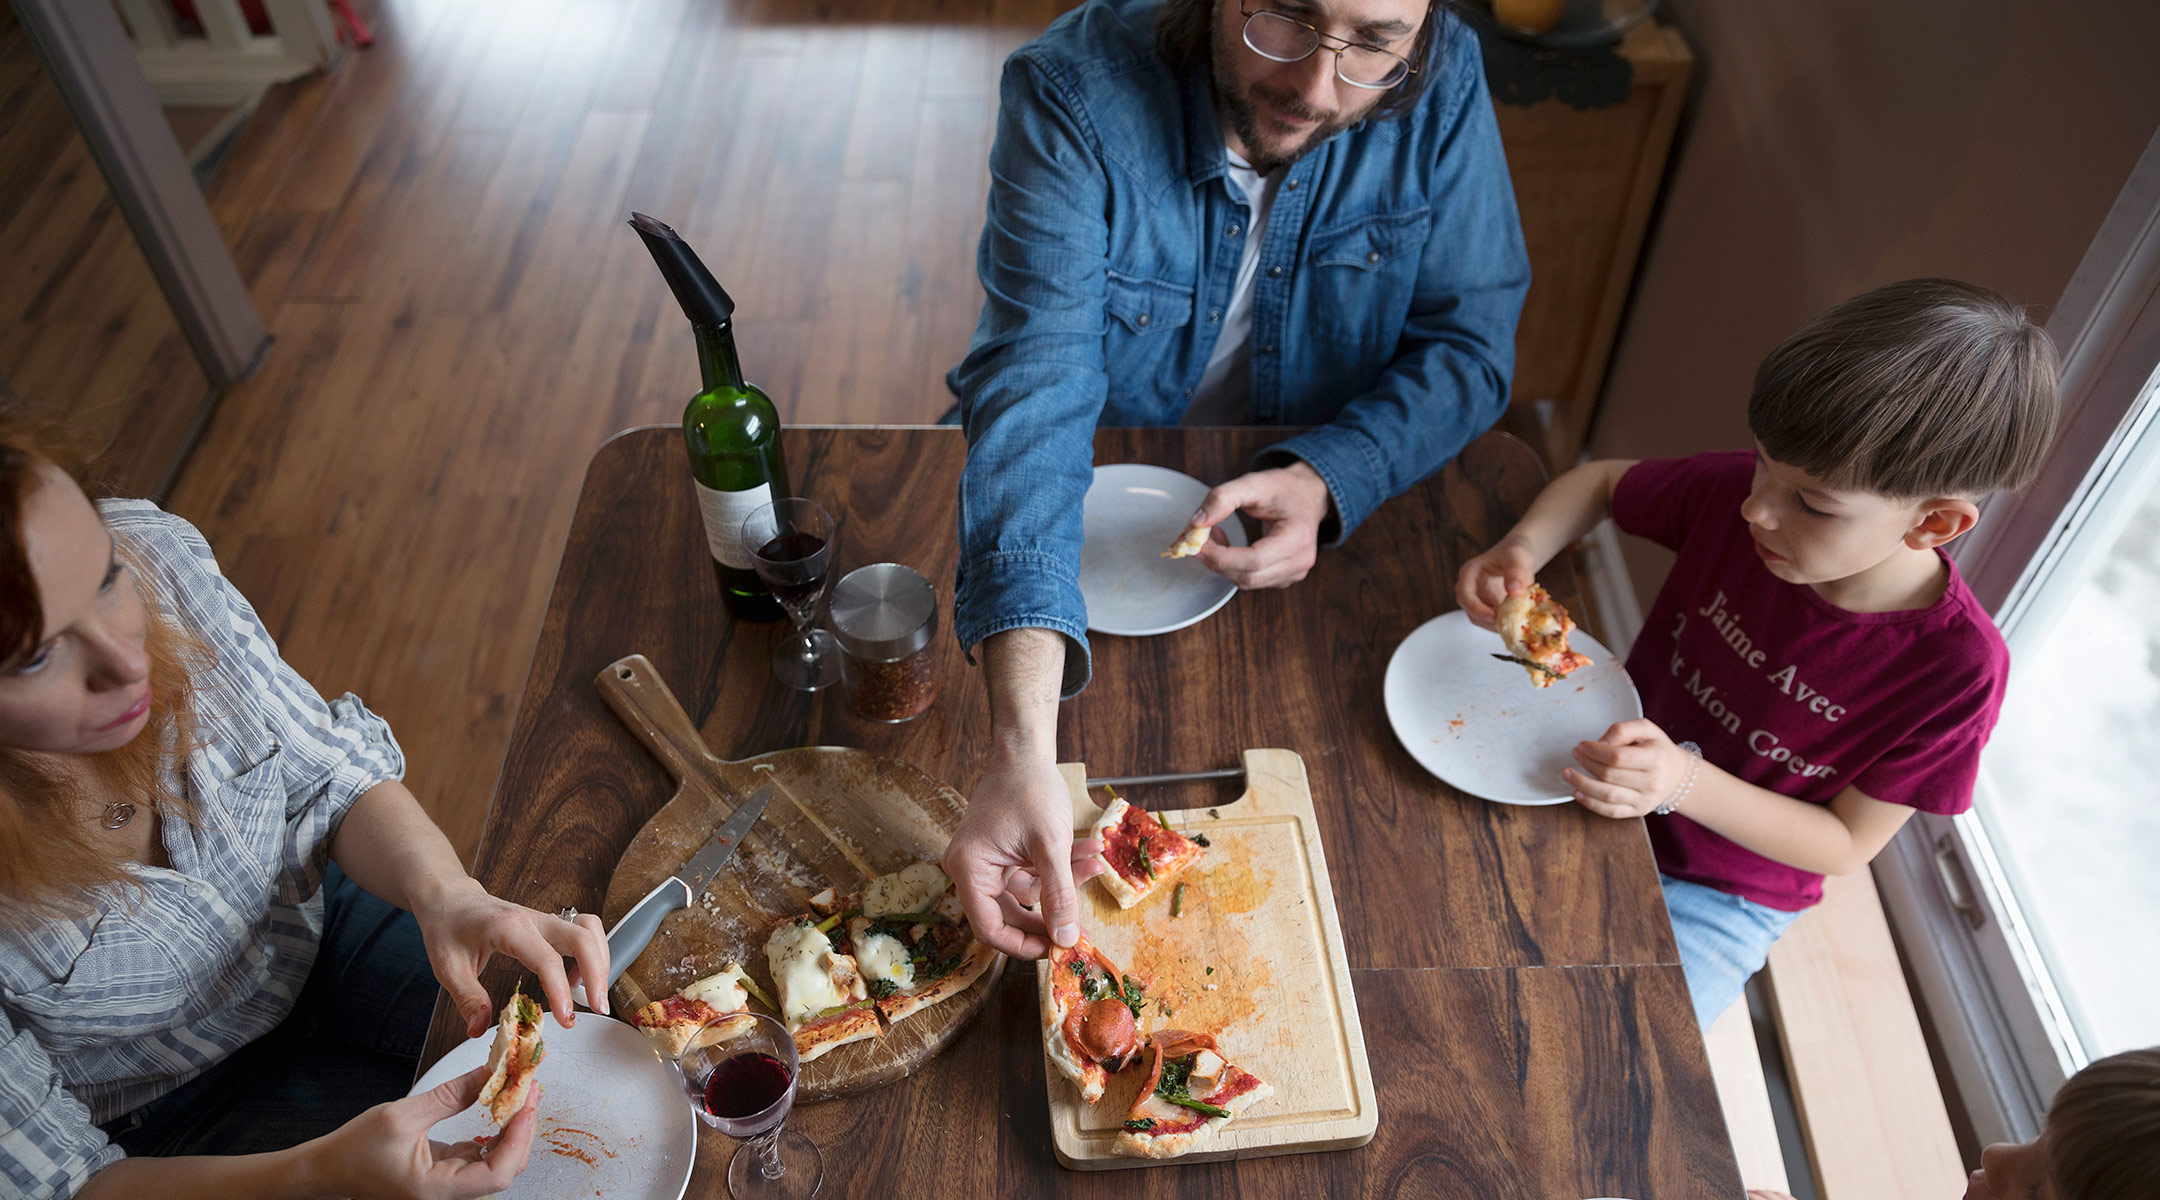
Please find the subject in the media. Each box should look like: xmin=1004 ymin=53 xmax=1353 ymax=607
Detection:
xmin=828 ymin=563 xmax=938 ymax=659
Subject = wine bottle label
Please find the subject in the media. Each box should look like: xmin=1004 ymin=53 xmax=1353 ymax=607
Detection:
xmin=694 ymin=480 xmax=776 ymax=568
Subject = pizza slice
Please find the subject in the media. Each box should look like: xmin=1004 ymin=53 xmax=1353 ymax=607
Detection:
xmin=1161 ymin=520 xmax=1211 ymax=559
xmin=629 ymin=963 xmax=762 ymax=1057
xmin=1091 ymin=794 xmax=1204 ymax=910
xmin=1493 ymin=583 xmax=1594 ymax=689
xmin=765 ymin=915 xmax=881 ymax=1063
xmin=843 ymin=863 xmax=1000 ymax=1026
xmin=476 ymin=988 xmax=546 ymax=1125
xmin=1042 ymin=933 xmax=1147 ymax=1104
xmin=1112 ymin=1030 xmax=1273 ymax=1159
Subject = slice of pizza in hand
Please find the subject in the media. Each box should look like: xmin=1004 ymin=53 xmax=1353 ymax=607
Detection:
xmin=1113 ymin=1030 xmax=1273 ymax=1160
xmin=629 ymin=963 xmax=764 ymax=1057
xmin=476 ymin=987 xmax=546 ymax=1126
xmin=1493 ymin=583 xmax=1594 ymax=689
xmin=1042 ymin=933 xmax=1147 ymax=1104
xmin=843 ymin=862 xmax=1000 ymax=1026
xmin=1092 ymin=794 xmax=1204 ymax=910
xmin=1162 ymin=520 xmax=1212 ymax=559
xmin=765 ymin=914 xmax=881 ymax=1063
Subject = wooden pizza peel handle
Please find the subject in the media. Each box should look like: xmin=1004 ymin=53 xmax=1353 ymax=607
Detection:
xmin=597 ymin=654 xmax=719 ymax=789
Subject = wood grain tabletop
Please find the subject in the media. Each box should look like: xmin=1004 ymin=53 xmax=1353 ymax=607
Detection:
xmin=422 ymin=425 xmax=1737 ymax=1198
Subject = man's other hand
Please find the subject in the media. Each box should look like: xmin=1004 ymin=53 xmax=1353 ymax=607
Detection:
xmin=1191 ymin=461 xmax=1332 ymax=589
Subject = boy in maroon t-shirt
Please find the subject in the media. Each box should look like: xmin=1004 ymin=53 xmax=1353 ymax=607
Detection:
xmin=1457 ymin=279 xmax=2061 ymax=1027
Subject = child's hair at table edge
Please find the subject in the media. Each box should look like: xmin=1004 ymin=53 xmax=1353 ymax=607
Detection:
xmin=2047 ymin=1046 xmax=2160 ymax=1200
xmin=1747 ymin=278 xmax=2060 ymax=500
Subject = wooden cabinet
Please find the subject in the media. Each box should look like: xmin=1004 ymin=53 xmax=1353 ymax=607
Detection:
xmin=1492 ymin=22 xmax=1692 ymax=470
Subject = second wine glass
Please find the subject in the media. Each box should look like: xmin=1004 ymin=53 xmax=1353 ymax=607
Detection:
xmin=742 ymin=498 xmax=841 ymax=691
xmin=676 ymin=1011 xmax=822 ymax=1199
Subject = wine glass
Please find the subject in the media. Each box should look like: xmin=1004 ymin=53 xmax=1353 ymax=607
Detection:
xmin=742 ymin=499 xmax=842 ymax=691
xmin=676 ymin=1011 xmax=822 ymax=1199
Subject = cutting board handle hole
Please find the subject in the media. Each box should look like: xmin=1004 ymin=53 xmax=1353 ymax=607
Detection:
xmin=618 ymin=667 xmax=634 ymax=680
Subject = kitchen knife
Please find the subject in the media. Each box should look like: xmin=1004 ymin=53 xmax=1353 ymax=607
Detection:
xmin=597 ymin=785 xmax=772 ymax=991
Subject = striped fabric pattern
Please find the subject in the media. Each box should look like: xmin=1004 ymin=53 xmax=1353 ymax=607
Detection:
xmin=0 ymin=501 xmax=405 ymax=1198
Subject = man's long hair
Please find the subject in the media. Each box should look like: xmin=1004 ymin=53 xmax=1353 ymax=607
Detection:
xmin=1157 ymin=0 xmax=1446 ymax=122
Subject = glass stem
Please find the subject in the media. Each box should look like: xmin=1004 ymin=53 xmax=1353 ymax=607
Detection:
xmin=753 ymin=1128 xmax=787 ymax=1179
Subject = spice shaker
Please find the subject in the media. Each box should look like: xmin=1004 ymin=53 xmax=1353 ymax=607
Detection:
xmin=828 ymin=563 xmax=941 ymax=722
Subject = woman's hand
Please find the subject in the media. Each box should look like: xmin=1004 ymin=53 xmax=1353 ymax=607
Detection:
xmin=313 ymin=1064 xmax=540 ymax=1200
xmin=414 ymin=879 xmax=610 ymax=1036
xmin=1454 ymin=537 xmax=1539 ymax=630
xmin=1565 ymin=719 xmax=1691 ymax=819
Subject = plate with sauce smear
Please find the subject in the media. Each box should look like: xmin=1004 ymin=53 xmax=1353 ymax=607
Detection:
xmin=409 ymin=1010 xmax=695 ymax=1198
xmin=1383 ymin=609 xmax=1642 ymax=804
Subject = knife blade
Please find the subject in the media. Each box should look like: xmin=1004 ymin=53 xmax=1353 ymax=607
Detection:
xmin=597 ymin=784 xmax=773 ymax=990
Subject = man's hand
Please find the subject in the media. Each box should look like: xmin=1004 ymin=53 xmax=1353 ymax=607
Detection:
xmin=1566 ymin=719 xmax=1691 ymax=819
xmin=945 ymin=628 xmax=1104 ymax=960
xmin=1454 ymin=536 xmax=1538 ymax=630
xmin=942 ymin=741 xmax=1106 ymax=959
xmin=312 ymin=1064 xmax=540 ymax=1199
xmin=1191 ymin=461 xmax=1332 ymax=589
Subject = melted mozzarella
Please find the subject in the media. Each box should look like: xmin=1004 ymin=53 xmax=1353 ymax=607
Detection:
xmin=681 ymin=963 xmax=751 ymax=1014
xmin=862 ymin=862 xmax=950 ymax=917
xmin=855 ymin=931 xmax=915 ymax=989
xmin=766 ymin=922 xmax=849 ymax=1024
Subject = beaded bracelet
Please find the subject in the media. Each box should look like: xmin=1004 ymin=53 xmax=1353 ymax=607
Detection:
xmin=1653 ymin=741 xmax=1702 ymax=816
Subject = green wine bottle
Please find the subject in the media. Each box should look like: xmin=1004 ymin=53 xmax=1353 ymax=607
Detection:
xmin=632 ymin=213 xmax=789 ymax=622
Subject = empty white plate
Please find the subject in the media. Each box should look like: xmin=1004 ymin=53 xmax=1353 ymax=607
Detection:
xmin=408 ymin=1011 xmax=696 ymax=1199
xmin=1080 ymin=463 xmax=1249 ymax=637
xmin=1383 ymin=609 xmax=1643 ymax=805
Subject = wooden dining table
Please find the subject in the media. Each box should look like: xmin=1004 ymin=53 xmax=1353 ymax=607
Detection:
xmin=420 ymin=425 xmax=1743 ymax=1198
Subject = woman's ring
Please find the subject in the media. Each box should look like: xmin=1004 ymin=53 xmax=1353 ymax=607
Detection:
xmin=557 ymin=906 xmax=579 ymax=922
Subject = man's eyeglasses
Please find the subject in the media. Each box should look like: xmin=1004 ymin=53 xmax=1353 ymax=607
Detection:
xmin=1238 ymin=0 xmax=1420 ymax=91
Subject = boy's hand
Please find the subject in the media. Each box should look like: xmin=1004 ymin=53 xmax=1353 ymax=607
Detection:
xmin=1566 ymin=719 xmax=1691 ymax=818
xmin=1455 ymin=537 xmax=1539 ymax=630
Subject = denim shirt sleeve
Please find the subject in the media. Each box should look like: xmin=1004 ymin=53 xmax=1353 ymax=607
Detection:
xmin=950 ymin=53 xmax=1112 ymax=698
xmin=1257 ymin=40 xmax=1529 ymax=544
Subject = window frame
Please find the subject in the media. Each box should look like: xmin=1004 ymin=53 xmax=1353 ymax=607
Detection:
xmin=1874 ymin=124 xmax=2160 ymax=1147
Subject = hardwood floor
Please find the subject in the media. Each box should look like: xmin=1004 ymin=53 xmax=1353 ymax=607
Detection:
xmin=161 ymin=0 xmax=1068 ymax=856
xmin=0 ymin=7 xmax=215 ymax=498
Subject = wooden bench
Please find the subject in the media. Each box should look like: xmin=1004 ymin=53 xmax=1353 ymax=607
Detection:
xmin=1705 ymin=869 xmax=1968 ymax=1198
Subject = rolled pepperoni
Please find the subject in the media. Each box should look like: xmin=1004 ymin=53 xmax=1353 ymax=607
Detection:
xmin=1077 ymin=997 xmax=1138 ymax=1062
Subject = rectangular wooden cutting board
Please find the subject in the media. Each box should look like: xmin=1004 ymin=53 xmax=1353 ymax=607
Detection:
xmin=1038 ymin=748 xmax=1377 ymax=1169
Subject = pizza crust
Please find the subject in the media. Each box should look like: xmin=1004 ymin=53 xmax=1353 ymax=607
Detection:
xmin=878 ymin=938 xmax=998 ymax=1025
xmin=794 ymin=1005 xmax=882 ymax=1062
xmin=1162 ymin=521 xmax=1211 ymax=558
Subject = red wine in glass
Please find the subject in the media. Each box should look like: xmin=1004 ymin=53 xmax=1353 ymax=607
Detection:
xmin=755 ymin=531 xmax=829 ymax=609
xmin=702 ymin=1051 xmax=796 ymax=1138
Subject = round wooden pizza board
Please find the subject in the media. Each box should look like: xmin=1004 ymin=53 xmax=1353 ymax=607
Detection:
xmin=595 ymin=654 xmax=1004 ymax=1102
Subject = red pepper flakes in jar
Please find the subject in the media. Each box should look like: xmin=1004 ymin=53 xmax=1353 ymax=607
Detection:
xmin=828 ymin=563 xmax=941 ymax=723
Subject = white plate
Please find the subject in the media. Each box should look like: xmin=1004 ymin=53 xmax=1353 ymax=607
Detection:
xmin=408 ymin=1012 xmax=696 ymax=1199
xmin=1383 ymin=609 xmax=1643 ymax=805
xmin=1080 ymin=463 xmax=1250 ymax=636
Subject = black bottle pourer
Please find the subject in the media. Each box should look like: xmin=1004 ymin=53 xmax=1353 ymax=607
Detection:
xmin=630 ymin=211 xmax=734 ymax=327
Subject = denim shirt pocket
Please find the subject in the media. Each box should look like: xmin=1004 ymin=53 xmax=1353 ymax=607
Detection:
xmin=1305 ymin=206 xmax=1431 ymax=349
xmin=1103 ymin=271 xmax=1195 ymax=409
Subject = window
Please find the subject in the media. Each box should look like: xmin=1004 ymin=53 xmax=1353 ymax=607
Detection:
xmin=1874 ymin=130 xmax=2160 ymax=1148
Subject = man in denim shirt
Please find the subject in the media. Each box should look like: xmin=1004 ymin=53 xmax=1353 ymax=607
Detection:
xmin=941 ymin=0 xmax=1529 ymax=959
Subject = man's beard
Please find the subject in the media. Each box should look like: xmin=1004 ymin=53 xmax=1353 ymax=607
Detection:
xmin=1210 ymin=29 xmax=1358 ymax=175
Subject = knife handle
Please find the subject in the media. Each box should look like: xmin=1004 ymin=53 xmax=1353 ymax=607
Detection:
xmin=604 ymin=876 xmax=691 ymax=987
xmin=597 ymin=654 xmax=715 ymax=789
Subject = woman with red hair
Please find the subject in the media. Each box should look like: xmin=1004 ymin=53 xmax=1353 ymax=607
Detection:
xmin=0 ymin=411 xmax=607 ymax=1198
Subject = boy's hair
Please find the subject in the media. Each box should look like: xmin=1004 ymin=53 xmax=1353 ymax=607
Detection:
xmin=2047 ymin=1046 xmax=2160 ymax=1200
xmin=1746 ymin=278 xmax=2060 ymax=499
